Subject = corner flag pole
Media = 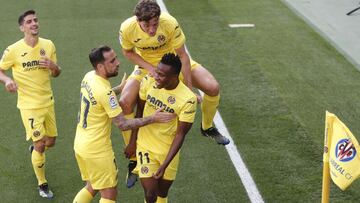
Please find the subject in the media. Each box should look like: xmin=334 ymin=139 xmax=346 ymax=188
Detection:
xmin=321 ymin=160 xmax=330 ymax=203
xmin=321 ymin=112 xmax=331 ymax=203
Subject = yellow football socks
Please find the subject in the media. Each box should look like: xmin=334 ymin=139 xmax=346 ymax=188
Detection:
xmin=99 ymin=198 xmax=116 ymax=203
xmin=31 ymin=150 xmax=47 ymax=185
xmin=156 ymin=196 xmax=168 ymax=203
xmin=73 ymin=187 xmax=93 ymax=203
xmin=201 ymin=94 xmax=220 ymax=130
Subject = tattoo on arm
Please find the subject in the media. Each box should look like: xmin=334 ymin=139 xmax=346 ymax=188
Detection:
xmin=113 ymin=113 xmax=153 ymax=131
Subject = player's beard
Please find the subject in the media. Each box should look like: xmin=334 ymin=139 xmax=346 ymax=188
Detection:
xmin=106 ymin=71 xmax=118 ymax=78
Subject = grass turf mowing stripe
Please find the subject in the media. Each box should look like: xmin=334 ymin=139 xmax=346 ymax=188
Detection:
xmin=157 ymin=0 xmax=264 ymax=202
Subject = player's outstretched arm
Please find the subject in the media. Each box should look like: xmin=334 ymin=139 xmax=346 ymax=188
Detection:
xmin=39 ymin=56 xmax=61 ymax=77
xmin=113 ymin=107 xmax=175 ymax=131
xmin=153 ymin=121 xmax=193 ymax=179
xmin=0 ymin=69 xmax=17 ymax=92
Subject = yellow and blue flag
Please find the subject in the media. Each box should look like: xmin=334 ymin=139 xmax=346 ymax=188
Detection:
xmin=324 ymin=111 xmax=360 ymax=190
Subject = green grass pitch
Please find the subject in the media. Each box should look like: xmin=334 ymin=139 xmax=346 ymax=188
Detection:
xmin=1 ymin=0 xmax=360 ymax=202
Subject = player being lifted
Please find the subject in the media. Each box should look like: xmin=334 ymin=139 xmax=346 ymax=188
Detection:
xmin=0 ymin=10 xmax=61 ymax=199
xmin=134 ymin=53 xmax=197 ymax=203
xmin=73 ymin=45 xmax=174 ymax=203
xmin=119 ymin=0 xmax=230 ymax=188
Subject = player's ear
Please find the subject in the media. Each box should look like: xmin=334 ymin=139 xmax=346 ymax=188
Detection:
xmin=19 ymin=25 xmax=24 ymax=32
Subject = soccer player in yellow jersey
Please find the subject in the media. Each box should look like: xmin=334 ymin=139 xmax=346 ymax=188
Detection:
xmin=0 ymin=10 xmax=61 ymax=199
xmin=133 ymin=53 xmax=197 ymax=203
xmin=119 ymin=0 xmax=229 ymax=187
xmin=73 ymin=45 xmax=174 ymax=203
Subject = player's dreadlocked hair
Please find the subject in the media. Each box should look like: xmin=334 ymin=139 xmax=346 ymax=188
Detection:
xmin=160 ymin=53 xmax=182 ymax=75
xmin=134 ymin=0 xmax=161 ymax=22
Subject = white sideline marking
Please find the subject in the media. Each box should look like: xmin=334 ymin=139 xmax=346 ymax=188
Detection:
xmin=229 ymin=23 xmax=255 ymax=28
xmin=156 ymin=1 xmax=264 ymax=202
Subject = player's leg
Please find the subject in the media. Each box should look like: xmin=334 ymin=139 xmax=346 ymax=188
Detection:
xmin=138 ymin=147 xmax=160 ymax=203
xmin=43 ymin=105 xmax=58 ymax=149
xmin=99 ymin=187 xmax=117 ymax=203
xmin=157 ymin=179 xmax=173 ymax=203
xmin=73 ymin=181 xmax=97 ymax=203
xmin=21 ymin=108 xmax=54 ymax=198
xmin=74 ymin=152 xmax=118 ymax=202
xmin=92 ymin=154 xmax=118 ymax=202
xmin=119 ymin=67 xmax=147 ymax=187
xmin=191 ymin=65 xmax=230 ymax=145
xmin=73 ymin=153 xmax=97 ymax=203
xmin=141 ymin=178 xmax=158 ymax=203
xmin=155 ymin=151 xmax=179 ymax=203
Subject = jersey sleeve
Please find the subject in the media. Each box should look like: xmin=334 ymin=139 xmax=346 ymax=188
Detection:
xmin=139 ymin=76 xmax=150 ymax=100
xmin=119 ymin=23 xmax=134 ymax=50
xmin=50 ymin=41 xmax=57 ymax=64
xmin=179 ymin=96 xmax=197 ymax=123
xmin=167 ymin=15 xmax=186 ymax=49
xmin=0 ymin=47 xmax=14 ymax=70
xmin=99 ymin=88 xmax=122 ymax=118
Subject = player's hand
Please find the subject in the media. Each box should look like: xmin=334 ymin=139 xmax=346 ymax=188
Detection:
xmin=153 ymin=165 xmax=166 ymax=179
xmin=124 ymin=142 xmax=136 ymax=159
xmin=39 ymin=56 xmax=56 ymax=69
xmin=5 ymin=79 xmax=17 ymax=93
xmin=152 ymin=107 xmax=176 ymax=123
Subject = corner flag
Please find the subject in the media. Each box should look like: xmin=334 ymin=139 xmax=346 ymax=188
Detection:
xmin=322 ymin=111 xmax=360 ymax=202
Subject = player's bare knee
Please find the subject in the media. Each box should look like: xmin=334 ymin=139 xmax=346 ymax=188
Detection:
xmin=145 ymin=191 xmax=157 ymax=203
xmin=85 ymin=182 xmax=98 ymax=196
xmin=205 ymin=82 xmax=220 ymax=96
xmin=46 ymin=137 xmax=56 ymax=148
xmin=33 ymin=139 xmax=46 ymax=153
xmin=100 ymin=187 xmax=117 ymax=200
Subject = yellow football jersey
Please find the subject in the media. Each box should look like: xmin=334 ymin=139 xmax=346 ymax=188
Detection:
xmin=0 ymin=38 xmax=57 ymax=109
xmin=138 ymin=76 xmax=197 ymax=154
xmin=119 ymin=13 xmax=185 ymax=66
xmin=74 ymin=71 xmax=122 ymax=158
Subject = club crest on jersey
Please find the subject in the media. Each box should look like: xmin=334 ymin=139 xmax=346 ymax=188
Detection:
xmin=335 ymin=138 xmax=357 ymax=162
xmin=167 ymin=96 xmax=176 ymax=104
xmin=109 ymin=95 xmax=118 ymax=109
xmin=157 ymin=34 xmax=166 ymax=43
xmin=40 ymin=48 xmax=46 ymax=56
xmin=141 ymin=166 xmax=149 ymax=174
xmin=33 ymin=130 xmax=41 ymax=137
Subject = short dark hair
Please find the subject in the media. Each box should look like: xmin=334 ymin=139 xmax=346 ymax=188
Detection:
xmin=134 ymin=0 xmax=161 ymax=22
xmin=160 ymin=53 xmax=182 ymax=75
xmin=89 ymin=45 xmax=112 ymax=69
xmin=18 ymin=10 xmax=36 ymax=25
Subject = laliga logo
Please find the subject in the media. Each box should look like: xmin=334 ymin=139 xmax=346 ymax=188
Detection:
xmin=335 ymin=138 xmax=356 ymax=162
